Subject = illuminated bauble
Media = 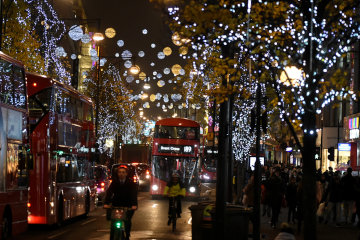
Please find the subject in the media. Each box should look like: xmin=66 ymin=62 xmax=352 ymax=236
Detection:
xmin=163 ymin=108 xmax=168 ymax=112
xmin=163 ymin=47 xmax=172 ymax=56
xmin=163 ymin=94 xmax=169 ymax=103
xmin=71 ymin=54 xmax=77 ymax=60
xmin=179 ymin=69 xmax=185 ymax=75
xmin=135 ymin=80 xmax=140 ymax=84
xmin=150 ymin=94 xmax=156 ymax=102
xmin=191 ymin=104 xmax=196 ymax=109
xmin=168 ymin=80 xmax=173 ymax=83
xmin=124 ymin=60 xmax=132 ymax=68
xmin=179 ymin=46 xmax=188 ymax=55
xmin=142 ymin=29 xmax=148 ymax=35
xmin=163 ymin=68 xmax=170 ymax=75
xmin=139 ymin=72 xmax=146 ymax=80
xmin=157 ymin=52 xmax=165 ymax=59
xmin=138 ymin=51 xmax=145 ymax=57
xmin=150 ymin=62 xmax=155 ymax=67
xmin=68 ymin=25 xmax=83 ymax=41
xmin=168 ymin=103 xmax=174 ymax=109
xmin=171 ymin=64 xmax=182 ymax=76
xmin=141 ymin=93 xmax=149 ymax=100
xmin=156 ymin=93 xmax=162 ymax=100
xmin=105 ymin=28 xmax=116 ymax=38
xmin=115 ymin=53 xmax=120 ymax=57
xmin=153 ymin=71 xmax=157 ymax=76
xmin=78 ymin=55 xmax=82 ymax=59
xmin=195 ymin=104 xmax=201 ymax=110
xmin=143 ymin=102 xmax=150 ymax=108
xmin=172 ymin=32 xmax=182 ymax=46
xmin=178 ymin=105 xmax=183 ymax=109
xmin=117 ymin=40 xmax=124 ymax=47
xmin=151 ymin=43 xmax=156 ymax=48
xmin=90 ymin=49 xmax=97 ymax=57
xmin=157 ymin=80 xmax=165 ymax=87
xmin=121 ymin=50 xmax=132 ymax=60
xmin=130 ymin=65 xmax=140 ymax=75
xmin=171 ymin=94 xmax=182 ymax=102
xmin=156 ymin=102 xmax=161 ymax=107
xmin=91 ymin=56 xmax=99 ymax=62
xmin=126 ymin=75 xmax=134 ymax=83
xmin=157 ymin=73 xmax=162 ymax=79
xmin=81 ymin=33 xmax=91 ymax=44
xmin=55 ymin=47 xmax=66 ymax=57
xmin=100 ymin=58 xmax=107 ymax=66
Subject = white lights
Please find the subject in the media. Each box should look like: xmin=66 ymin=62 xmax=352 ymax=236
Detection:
xmin=189 ymin=186 xmax=196 ymax=193
xmin=152 ymin=185 xmax=159 ymax=191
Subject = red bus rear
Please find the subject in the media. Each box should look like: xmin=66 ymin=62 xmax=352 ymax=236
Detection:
xmin=150 ymin=118 xmax=201 ymax=197
xmin=0 ymin=52 xmax=29 ymax=238
xmin=26 ymin=73 xmax=97 ymax=225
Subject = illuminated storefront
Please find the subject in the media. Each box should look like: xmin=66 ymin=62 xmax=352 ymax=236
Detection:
xmin=344 ymin=115 xmax=360 ymax=171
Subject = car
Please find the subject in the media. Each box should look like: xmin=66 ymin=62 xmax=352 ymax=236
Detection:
xmin=132 ymin=163 xmax=151 ymax=191
xmin=111 ymin=163 xmax=140 ymax=188
xmin=94 ymin=165 xmax=111 ymax=203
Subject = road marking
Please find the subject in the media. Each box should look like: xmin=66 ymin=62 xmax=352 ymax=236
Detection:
xmin=48 ymin=230 xmax=69 ymax=239
xmin=80 ymin=218 xmax=96 ymax=226
xmin=96 ymin=229 xmax=110 ymax=232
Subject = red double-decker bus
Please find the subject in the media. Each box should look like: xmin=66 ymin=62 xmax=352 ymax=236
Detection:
xmin=150 ymin=118 xmax=201 ymax=198
xmin=0 ymin=52 xmax=29 ymax=239
xmin=26 ymin=73 xmax=97 ymax=225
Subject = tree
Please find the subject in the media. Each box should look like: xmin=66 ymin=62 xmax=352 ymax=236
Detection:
xmin=161 ymin=0 xmax=360 ymax=239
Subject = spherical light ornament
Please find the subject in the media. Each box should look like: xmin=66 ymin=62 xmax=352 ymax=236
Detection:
xmin=92 ymin=32 xmax=105 ymax=41
xmin=163 ymin=47 xmax=172 ymax=56
xmin=55 ymin=47 xmax=66 ymax=57
xmin=126 ymin=75 xmax=134 ymax=83
xmin=168 ymin=103 xmax=173 ymax=109
xmin=124 ymin=60 xmax=132 ymax=69
xmin=168 ymin=80 xmax=173 ymax=83
xmin=156 ymin=93 xmax=162 ymax=100
xmin=78 ymin=55 xmax=82 ymax=59
xmin=115 ymin=53 xmax=120 ymax=58
xmin=81 ymin=33 xmax=91 ymax=44
xmin=157 ymin=73 xmax=162 ymax=79
xmin=171 ymin=64 xmax=182 ymax=76
xmin=142 ymin=29 xmax=148 ymax=35
xmin=143 ymin=102 xmax=150 ymax=108
xmin=150 ymin=94 xmax=156 ymax=102
xmin=150 ymin=62 xmax=155 ymax=67
xmin=157 ymin=52 xmax=165 ymax=59
xmin=157 ymin=80 xmax=165 ymax=87
xmin=105 ymin=28 xmax=116 ymax=38
xmin=138 ymin=51 xmax=145 ymax=57
xmin=179 ymin=69 xmax=185 ymax=75
xmin=178 ymin=105 xmax=183 ymax=109
xmin=117 ymin=40 xmax=125 ymax=47
xmin=100 ymin=58 xmax=107 ymax=66
xmin=90 ymin=49 xmax=98 ymax=57
xmin=70 ymin=54 xmax=77 ymax=60
xmin=156 ymin=102 xmax=161 ymax=107
xmin=121 ymin=50 xmax=132 ymax=60
xmin=172 ymin=32 xmax=182 ymax=46
xmin=130 ymin=65 xmax=140 ymax=75
xmin=195 ymin=104 xmax=201 ymax=110
xmin=163 ymin=108 xmax=168 ymax=112
xmin=135 ymin=80 xmax=140 ymax=84
xmin=151 ymin=43 xmax=156 ymax=48
xmin=139 ymin=72 xmax=146 ymax=80
xmin=62 ymin=52 xmax=67 ymax=57
xmin=68 ymin=25 xmax=83 ymax=41
xmin=164 ymin=68 xmax=170 ymax=75
xmin=152 ymin=71 xmax=157 ymax=76
xmin=163 ymin=94 xmax=169 ymax=103
xmin=179 ymin=46 xmax=188 ymax=55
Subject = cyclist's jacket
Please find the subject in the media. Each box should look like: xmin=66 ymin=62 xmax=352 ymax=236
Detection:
xmin=104 ymin=178 xmax=138 ymax=207
xmin=163 ymin=181 xmax=186 ymax=197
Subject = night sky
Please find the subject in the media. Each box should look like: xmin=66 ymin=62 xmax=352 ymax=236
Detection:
xmin=83 ymin=0 xmax=185 ymax=119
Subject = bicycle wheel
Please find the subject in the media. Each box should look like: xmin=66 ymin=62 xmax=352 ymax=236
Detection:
xmin=172 ymin=216 xmax=176 ymax=232
xmin=113 ymin=228 xmax=124 ymax=240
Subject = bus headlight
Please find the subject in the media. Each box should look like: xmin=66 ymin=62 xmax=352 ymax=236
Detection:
xmin=152 ymin=185 xmax=159 ymax=191
xmin=189 ymin=186 xmax=196 ymax=193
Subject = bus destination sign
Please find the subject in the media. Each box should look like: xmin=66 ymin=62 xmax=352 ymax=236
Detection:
xmin=158 ymin=145 xmax=194 ymax=154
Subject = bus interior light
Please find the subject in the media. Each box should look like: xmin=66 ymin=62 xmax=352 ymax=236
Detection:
xmin=27 ymin=203 xmax=31 ymax=208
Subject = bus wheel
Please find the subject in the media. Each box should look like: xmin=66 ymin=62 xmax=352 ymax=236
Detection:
xmin=2 ymin=211 xmax=11 ymax=240
xmin=85 ymin=191 xmax=90 ymax=216
xmin=57 ymin=195 xmax=64 ymax=227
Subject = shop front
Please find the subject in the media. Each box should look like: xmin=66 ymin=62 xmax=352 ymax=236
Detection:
xmin=344 ymin=115 xmax=360 ymax=171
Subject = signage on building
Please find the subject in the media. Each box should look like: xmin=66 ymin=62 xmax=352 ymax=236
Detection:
xmin=349 ymin=117 xmax=360 ymax=140
xmin=158 ymin=145 xmax=194 ymax=154
xmin=350 ymin=129 xmax=360 ymax=140
xmin=338 ymin=143 xmax=351 ymax=151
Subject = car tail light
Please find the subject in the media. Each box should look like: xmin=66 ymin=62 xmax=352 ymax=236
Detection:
xmin=109 ymin=179 xmax=112 ymax=183
xmin=101 ymin=182 xmax=105 ymax=187
xmin=133 ymin=176 xmax=137 ymax=183
xmin=27 ymin=203 xmax=31 ymax=208
xmin=146 ymin=170 xmax=150 ymax=175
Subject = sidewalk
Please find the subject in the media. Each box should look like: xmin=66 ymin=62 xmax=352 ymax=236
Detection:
xmin=250 ymin=206 xmax=360 ymax=240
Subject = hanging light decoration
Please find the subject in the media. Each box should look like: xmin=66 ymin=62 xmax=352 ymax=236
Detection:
xmin=142 ymin=29 xmax=148 ymax=35
xmin=90 ymin=49 xmax=97 ymax=57
xmin=115 ymin=53 xmax=120 ymax=57
xmin=157 ymin=52 xmax=165 ymax=59
xmin=150 ymin=62 xmax=155 ymax=67
xmin=157 ymin=73 xmax=162 ymax=79
xmin=81 ymin=33 xmax=91 ymax=43
xmin=172 ymin=32 xmax=182 ymax=46
xmin=151 ymin=43 xmax=156 ymax=48
xmin=156 ymin=93 xmax=162 ymax=100
xmin=117 ymin=40 xmax=125 ymax=47
xmin=150 ymin=94 xmax=156 ymax=102
xmin=138 ymin=51 xmax=145 ymax=57
xmin=163 ymin=47 xmax=172 ymax=56
xmin=139 ymin=72 xmax=146 ymax=80
xmin=70 ymin=54 xmax=77 ymax=60
xmin=105 ymin=28 xmax=116 ymax=38
xmin=93 ymin=32 xmax=105 ymax=41
xmin=171 ymin=64 xmax=182 ymax=76
xmin=55 ymin=47 xmax=66 ymax=57
xmin=124 ymin=60 xmax=132 ymax=69
xmin=121 ymin=50 xmax=132 ymax=60
xmin=163 ymin=68 xmax=170 ymax=75
xmin=179 ymin=46 xmax=188 ymax=55
xmin=157 ymin=80 xmax=165 ymax=87
xmin=130 ymin=65 xmax=140 ymax=75
xmin=100 ymin=58 xmax=107 ymax=66
xmin=68 ymin=25 xmax=83 ymax=41
xmin=126 ymin=75 xmax=134 ymax=83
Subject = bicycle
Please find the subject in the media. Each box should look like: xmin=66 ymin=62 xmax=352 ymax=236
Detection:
xmin=106 ymin=206 xmax=129 ymax=240
xmin=169 ymin=196 xmax=179 ymax=232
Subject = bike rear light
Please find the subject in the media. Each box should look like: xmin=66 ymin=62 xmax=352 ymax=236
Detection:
xmin=115 ymin=221 xmax=122 ymax=229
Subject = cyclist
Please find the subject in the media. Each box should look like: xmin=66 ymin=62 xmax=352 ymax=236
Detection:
xmin=104 ymin=166 xmax=138 ymax=240
xmin=164 ymin=172 xmax=186 ymax=225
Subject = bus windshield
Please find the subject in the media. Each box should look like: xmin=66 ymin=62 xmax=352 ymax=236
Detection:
xmin=154 ymin=125 xmax=199 ymax=140
xmin=152 ymin=156 xmax=199 ymax=185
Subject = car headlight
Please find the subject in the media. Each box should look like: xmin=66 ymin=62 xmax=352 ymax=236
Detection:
xmin=189 ymin=186 xmax=196 ymax=193
xmin=152 ymin=185 xmax=159 ymax=191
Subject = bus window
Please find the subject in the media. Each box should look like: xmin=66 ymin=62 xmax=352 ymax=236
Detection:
xmin=12 ymin=66 xmax=26 ymax=108
xmin=154 ymin=126 xmax=199 ymax=140
xmin=28 ymin=88 xmax=51 ymax=132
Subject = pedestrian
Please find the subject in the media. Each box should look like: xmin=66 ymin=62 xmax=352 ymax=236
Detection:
xmin=274 ymin=222 xmax=295 ymax=240
xmin=285 ymin=176 xmax=297 ymax=224
xmin=262 ymin=171 xmax=272 ymax=217
xmin=341 ymin=167 xmax=355 ymax=224
xmin=296 ymin=179 xmax=303 ymax=233
xmin=243 ymin=173 xmax=255 ymax=208
xmin=324 ymin=174 xmax=342 ymax=226
xmin=352 ymin=176 xmax=360 ymax=227
xmin=268 ymin=167 xmax=284 ymax=229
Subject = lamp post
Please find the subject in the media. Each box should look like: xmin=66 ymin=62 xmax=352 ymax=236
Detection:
xmin=93 ymin=32 xmax=104 ymax=139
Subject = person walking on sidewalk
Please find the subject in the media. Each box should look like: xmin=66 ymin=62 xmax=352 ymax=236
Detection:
xmin=341 ymin=167 xmax=355 ymax=224
xmin=324 ymin=174 xmax=342 ymax=226
xmin=268 ymin=167 xmax=284 ymax=229
xmin=285 ymin=176 xmax=297 ymax=224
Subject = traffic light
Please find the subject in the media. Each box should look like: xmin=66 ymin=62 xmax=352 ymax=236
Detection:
xmin=328 ymin=147 xmax=334 ymax=161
